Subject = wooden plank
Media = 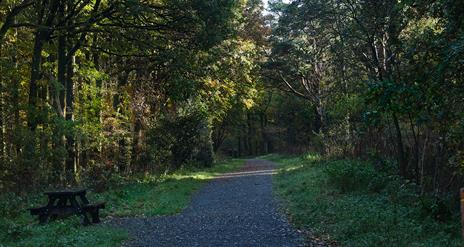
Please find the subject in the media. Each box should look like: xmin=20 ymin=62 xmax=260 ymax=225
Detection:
xmin=44 ymin=188 xmax=86 ymax=196
xmin=29 ymin=206 xmax=48 ymax=215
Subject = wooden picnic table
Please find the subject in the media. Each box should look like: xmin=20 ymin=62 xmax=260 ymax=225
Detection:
xmin=29 ymin=188 xmax=105 ymax=225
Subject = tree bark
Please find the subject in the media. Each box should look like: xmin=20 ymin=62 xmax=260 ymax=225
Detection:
xmin=65 ymin=55 xmax=75 ymax=181
xmin=28 ymin=31 xmax=44 ymax=131
xmin=0 ymin=73 xmax=4 ymax=162
xmin=57 ymin=1 xmax=66 ymax=116
xmin=392 ymin=112 xmax=407 ymax=177
xmin=28 ymin=0 xmax=59 ymax=130
xmin=131 ymin=118 xmax=142 ymax=169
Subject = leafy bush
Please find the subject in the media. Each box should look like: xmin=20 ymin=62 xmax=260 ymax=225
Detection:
xmin=273 ymin=155 xmax=461 ymax=246
xmin=324 ymin=160 xmax=385 ymax=193
xmin=324 ymin=158 xmax=457 ymax=222
xmin=81 ymin=162 xmax=115 ymax=192
xmin=146 ymin=109 xmax=214 ymax=173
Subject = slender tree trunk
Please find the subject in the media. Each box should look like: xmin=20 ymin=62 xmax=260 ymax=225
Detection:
xmin=408 ymin=114 xmax=420 ymax=183
xmin=246 ymin=113 xmax=252 ymax=155
xmin=57 ymin=4 xmax=66 ymax=116
xmin=237 ymin=136 xmax=241 ymax=157
xmin=28 ymin=31 xmax=44 ymax=131
xmin=11 ymin=35 xmax=20 ymax=158
xmin=260 ymin=112 xmax=268 ymax=154
xmin=392 ymin=113 xmax=407 ymax=177
xmin=314 ymin=107 xmax=322 ymax=134
xmin=131 ymin=118 xmax=142 ymax=169
xmin=0 ymin=74 xmax=4 ymax=162
xmin=66 ymin=55 xmax=75 ymax=181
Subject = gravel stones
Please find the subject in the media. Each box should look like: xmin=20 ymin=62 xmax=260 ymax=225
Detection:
xmin=110 ymin=159 xmax=305 ymax=247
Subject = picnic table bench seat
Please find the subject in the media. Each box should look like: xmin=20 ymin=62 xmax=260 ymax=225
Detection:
xmin=28 ymin=189 xmax=106 ymax=225
xmin=83 ymin=202 xmax=106 ymax=223
xmin=30 ymin=206 xmax=48 ymax=215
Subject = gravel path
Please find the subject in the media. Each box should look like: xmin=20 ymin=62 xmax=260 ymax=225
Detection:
xmin=110 ymin=159 xmax=305 ymax=247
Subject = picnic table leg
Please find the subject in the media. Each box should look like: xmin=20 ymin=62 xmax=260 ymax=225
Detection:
xmin=90 ymin=208 xmax=101 ymax=223
xmin=49 ymin=197 xmax=68 ymax=221
xmin=39 ymin=214 xmax=49 ymax=224
xmin=36 ymin=195 xmax=58 ymax=224
xmin=81 ymin=214 xmax=91 ymax=225
xmin=47 ymin=195 xmax=58 ymax=206
xmin=79 ymin=194 xmax=90 ymax=205
xmin=70 ymin=197 xmax=90 ymax=225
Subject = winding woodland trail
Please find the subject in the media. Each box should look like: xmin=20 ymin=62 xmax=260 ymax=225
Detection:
xmin=111 ymin=159 xmax=305 ymax=247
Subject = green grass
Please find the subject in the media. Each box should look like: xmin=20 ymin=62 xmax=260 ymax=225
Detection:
xmin=0 ymin=159 xmax=244 ymax=247
xmin=270 ymin=154 xmax=461 ymax=247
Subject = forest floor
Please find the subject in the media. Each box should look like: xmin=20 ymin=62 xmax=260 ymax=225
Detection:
xmin=110 ymin=159 xmax=306 ymax=247
xmin=3 ymin=155 xmax=461 ymax=246
xmin=0 ymin=159 xmax=244 ymax=246
xmin=268 ymin=153 xmax=462 ymax=247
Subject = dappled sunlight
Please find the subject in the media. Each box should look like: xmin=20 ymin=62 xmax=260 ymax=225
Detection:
xmin=301 ymin=153 xmax=321 ymax=162
xmin=169 ymin=169 xmax=278 ymax=180
xmin=152 ymin=161 xmax=246 ymax=182
xmin=283 ymin=165 xmax=303 ymax=172
xmin=215 ymin=169 xmax=277 ymax=179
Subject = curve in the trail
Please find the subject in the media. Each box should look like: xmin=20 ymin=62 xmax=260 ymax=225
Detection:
xmin=111 ymin=159 xmax=305 ymax=247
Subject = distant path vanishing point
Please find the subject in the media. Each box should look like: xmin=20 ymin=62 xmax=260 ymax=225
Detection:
xmin=111 ymin=159 xmax=305 ymax=247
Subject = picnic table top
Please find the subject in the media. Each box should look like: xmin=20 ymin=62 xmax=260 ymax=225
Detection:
xmin=44 ymin=188 xmax=87 ymax=196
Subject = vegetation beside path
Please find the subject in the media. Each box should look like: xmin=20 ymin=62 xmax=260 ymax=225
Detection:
xmin=0 ymin=159 xmax=244 ymax=247
xmin=268 ymin=154 xmax=461 ymax=247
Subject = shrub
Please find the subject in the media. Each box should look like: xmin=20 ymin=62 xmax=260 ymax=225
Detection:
xmin=146 ymin=109 xmax=214 ymax=173
xmin=81 ymin=161 xmax=114 ymax=192
xmin=324 ymin=160 xmax=385 ymax=193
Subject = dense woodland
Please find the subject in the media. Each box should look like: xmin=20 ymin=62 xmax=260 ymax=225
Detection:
xmin=264 ymin=0 xmax=464 ymax=198
xmin=0 ymin=0 xmax=268 ymax=192
xmin=0 ymin=0 xmax=463 ymax=208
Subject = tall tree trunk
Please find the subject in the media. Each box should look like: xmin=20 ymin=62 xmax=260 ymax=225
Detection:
xmin=246 ymin=113 xmax=252 ymax=155
xmin=57 ymin=2 xmax=66 ymax=116
xmin=0 ymin=74 xmax=4 ymax=162
xmin=237 ymin=136 xmax=242 ymax=157
xmin=28 ymin=31 xmax=44 ymax=131
xmin=260 ymin=112 xmax=268 ymax=154
xmin=392 ymin=113 xmax=407 ymax=177
xmin=131 ymin=118 xmax=142 ymax=170
xmin=66 ymin=55 xmax=75 ymax=181
xmin=10 ymin=32 xmax=20 ymax=158
xmin=314 ymin=107 xmax=322 ymax=134
xmin=28 ymin=0 xmax=59 ymax=130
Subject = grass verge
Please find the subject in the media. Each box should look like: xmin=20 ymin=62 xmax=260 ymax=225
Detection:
xmin=0 ymin=159 xmax=244 ymax=247
xmin=269 ymin=154 xmax=461 ymax=246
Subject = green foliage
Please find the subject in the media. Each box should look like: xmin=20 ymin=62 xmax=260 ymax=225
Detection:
xmin=146 ymin=107 xmax=213 ymax=172
xmin=265 ymin=0 xmax=464 ymax=197
xmin=324 ymin=160 xmax=380 ymax=193
xmin=0 ymin=159 xmax=244 ymax=246
xmin=0 ymin=0 xmax=263 ymax=193
xmin=272 ymin=154 xmax=461 ymax=246
xmin=90 ymin=158 xmax=244 ymax=217
xmin=0 ymin=218 xmax=127 ymax=247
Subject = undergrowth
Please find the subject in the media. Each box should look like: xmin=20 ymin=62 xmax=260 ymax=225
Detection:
xmin=0 ymin=159 xmax=244 ymax=247
xmin=270 ymin=154 xmax=461 ymax=246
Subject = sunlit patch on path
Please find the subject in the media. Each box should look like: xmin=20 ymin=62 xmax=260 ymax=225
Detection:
xmin=110 ymin=159 xmax=304 ymax=247
xmin=214 ymin=168 xmax=278 ymax=179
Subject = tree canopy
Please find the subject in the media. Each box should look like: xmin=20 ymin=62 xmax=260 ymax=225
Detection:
xmin=0 ymin=0 xmax=463 ymax=201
